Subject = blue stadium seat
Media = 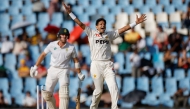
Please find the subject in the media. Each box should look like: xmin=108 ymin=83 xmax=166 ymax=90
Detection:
xmin=146 ymin=37 xmax=153 ymax=46
xmin=151 ymin=5 xmax=162 ymax=14
xmin=104 ymin=14 xmax=115 ymax=24
xmin=72 ymin=6 xmax=83 ymax=16
xmin=29 ymin=45 xmax=40 ymax=62
xmin=97 ymin=6 xmax=109 ymax=15
xmin=114 ymin=52 xmax=125 ymax=74
xmin=21 ymin=5 xmax=33 ymax=15
xmin=121 ymin=101 xmax=133 ymax=108
xmin=137 ymin=77 xmax=149 ymax=92
xmin=85 ymin=6 xmax=97 ymax=16
xmin=69 ymin=77 xmax=79 ymax=97
xmin=145 ymin=0 xmax=156 ymax=8
xmin=143 ymin=52 xmax=151 ymax=60
xmin=39 ymin=77 xmax=46 ymax=85
xmin=159 ymin=93 xmax=174 ymax=107
xmin=142 ymin=93 xmax=159 ymax=106
xmin=188 ymin=69 xmax=190 ymax=79
xmin=78 ymin=0 xmax=89 ymax=7
xmin=125 ymin=52 xmax=132 ymax=74
xmin=118 ymin=0 xmax=129 ymax=7
xmin=104 ymin=0 xmax=116 ymax=7
xmin=179 ymin=78 xmax=189 ymax=95
xmin=170 ymin=22 xmax=181 ymax=30
xmin=0 ymin=54 xmax=2 ymax=66
xmin=91 ymin=0 xmax=102 ymax=7
xmin=26 ymin=25 xmax=36 ymax=37
xmin=81 ymin=77 xmax=93 ymax=92
xmin=65 ymin=0 xmax=76 ymax=5
xmin=38 ymin=13 xmax=49 ymax=23
xmin=174 ymin=69 xmax=185 ymax=80
xmin=164 ymin=5 xmax=175 ymax=14
xmin=151 ymin=77 xmax=163 ymax=96
xmin=0 ymin=0 xmax=9 ymax=11
xmin=4 ymin=93 xmax=11 ymax=105
xmin=11 ymin=0 xmax=23 ymax=8
xmin=80 ymin=44 xmax=90 ymax=57
xmin=159 ymin=0 xmax=169 ymax=6
xmin=132 ymin=0 xmax=143 ymax=8
xmin=0 ymin=78 xmax=9 ymax=94
xmin=0 ymin=13 xmax=10 ymax=24
xmin=11 ymin=15 xmax=23 ymax=26
xmin=8 ymin=6 xmax=19 ymax=16
xmin=123 ymin=6 xmax=134 ymax=15
xmin=165 ymin=78 xmax=177 ymax=96
xmin=41 ymin=0 xmax=49 ymax=8
xmin=5 ymin=54 xmax=16 ymax=66
xmin=10 ymin=78 xmax=23 ymax=98
xmin=165 ymin=68 xmax=172 ymax=77
xmin=62 ymin=21 xmax=74 ymax=32
xmin=121 ymin=77 xmax=135 ymax=96
xmin=78 ymin=14 xmax=89 ymax=22
xmin=172 ymin=0 xmax=182 ymax=7
xmin=139 ymin=5 xmax=150 ymax=14
xmin=45 ymin=49 xmax=51 ymax=68
xmin=25 ymin=13 xmax=37 ymax=23
xmin=110 ymin=6 xmax=122 ymax=15
xmin=50 ymin=13 xmax=63 ymax=27
xmin=24 ymin=77 xmax=37 ymax=96
xmin=25 ymin=0 xmax=33 ymax=6
xmin=15 ymin=93 xmax=24 ymax=106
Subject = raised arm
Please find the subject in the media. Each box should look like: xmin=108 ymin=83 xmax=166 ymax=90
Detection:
xmin=62 ymin=2 xmax=86 ymax=30
xmin=118 ymin=14 xmax=146 ymax=34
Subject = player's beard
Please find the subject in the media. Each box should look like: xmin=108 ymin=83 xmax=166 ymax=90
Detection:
xmin=59 ymin=37 xmax=67 ymax=44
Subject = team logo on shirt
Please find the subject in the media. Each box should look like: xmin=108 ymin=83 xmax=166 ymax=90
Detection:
xmin=105 ymin=36 xmax=108 ymax=39
xmin=95 ymin=33 xmax=101 ymax=37
xmin=93 ymin=74 xmax=96 ymax=78
xmin=66 ymin=48 xmax=68 ymax=51
xmin=54 ymin=47 xmax=57 ymax=50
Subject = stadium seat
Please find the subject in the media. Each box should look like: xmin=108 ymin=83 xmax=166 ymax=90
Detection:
xmin=110 ymin=6 xmax=122 ymax=15
xmin=146 ymin=37 xmax=153 ymax=46
xmin=65 ymin=0 xmax=76 ymax=5
xmin=72 ymin=6 xmax=84 ymax=16
xmin=121 ymin=77 xmax=135 ymax=96
xmin=25 ymin=13 xmax=37 ymax=23
xmin=0 ymin=54 xmax=2 ymax=66
xmin=81 ymin=77 xmax=93 ymax=92
xmin=15 ymin=93 xmax=24 ymax=106
xmin=118 ymin=0 xmax=129 ymax=7
xmin=0 ymin=0 xmax=9 ymax=11
xmin=177 ymin=5 xmax=187 ymax=12
xmin=132 ymin=0 xmax=143 ymax=8
xmin=165 ymin=68 xmax=172 ymax=77
xmin=156 ymin=12 xmax=169 ymax=28
xmin=141 ymin=93 xmax=159 ymax=106
xmin=50 ymin=12 xmax=63 ymax=27
xmin=130 ymin=12 xmax=141 ymax=30
xmin=145 ymin=22 xmax=157 ymax=33
xmin=38 ymin=12 xmax=49 ymax=23
xmin=29 ymin=45 xmax=40 ymax=62
xmin=24 ymin=77 xmax=37 ymax=96
xmin=41 ymin=0 xmax=49 ymax=8
xmin=172 ymin=0 xmax=182 ymax=7
xmin=169 ymin=12 xmax=181 ymax=29
xmin=179 ymin=78 xmax=189 ymax=95
xmin=151 ymin=5 xmax=163 ymax=14
xmin=0 ymin=13 xmax=10 ymax=24
xmin=139 ymin=5 xmax=150 ymax=14
xmin=78 ymin=0 xmax=89 ymax=7
xmin=123 ymin=6 xmax=134 ymax=15
xmin=21 ymin=5 xmax=33 ymax=15
xmin=137 ymin=77 xmax=149 ymax=92
xmin=165 ymin=78 xmax=177 ymax=96
xmin=159 ymin=93 xmax=174 ymax=107
xmin=8 ymin=6 xmax=19 ymax=16
xmin=159 ymin=0 xmax=169 ymax=6
xmin=5 ymin=54 xmax=16 ymax=66
xmin=91 ymin=0 xmax=102 ymax=7
xmin=11 ymin=0 xmax=23 ymax=8
xmin=78 ymin=14 xmax=89 ymax=22
xmin=104 ymin=14 xmax=115 ymax=24
xmin=69 ymin=77 xmax=79 ymax=97
xmin=174 ymin=69 xmax=185 ymax=80
xmin=151 ymin=77 xmax=163 ymax=96
xmin=145 ymin=0 xmax=156 ymax=8
xmin=164 ymin=5 xmax=175 ymax=14
xmin=26 ymin=25 xmax=36 ymax=37
xmin=39 ymin=77 xmax=46 ymax=85
xmin=104 ymin=0 xmax=116 ymax=7
xmin=0 ymin=78 xmax=9 ymax=94
xmin=97 ymin=6 xmax=109 ymax=15
xmin=11 ymin=14 xmax=23 ymax=26
xmin=10 ymin=78 xmax=23 ymax=98
xmin=62 ymin=21 xmax=74 ymax=32
xmin=85 ymin=6 xmax=97 ymax=16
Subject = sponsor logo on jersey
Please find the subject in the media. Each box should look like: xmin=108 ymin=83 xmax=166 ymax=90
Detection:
xmin=95 ymin=33 xmax=101 ymax=37
xmin=54 ymin=47 xmax=57 ymax=50
xmin=96 ymin=40 xmax=109 ymax=44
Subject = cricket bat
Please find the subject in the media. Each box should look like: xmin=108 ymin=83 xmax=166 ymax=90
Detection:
xmin=76 ymin=81 xmax=82 ymax=109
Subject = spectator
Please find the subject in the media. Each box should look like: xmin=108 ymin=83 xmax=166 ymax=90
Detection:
xmin=168 ymin=26 xmax=183 ymax=52
xmin=130 ymin=48 xmax=141 ymax=78
xmin=0 ymin=90 xmax=8 ymax=107
xmin=25 ymin=53 xmax=35 ymax=68
xmin=178 ymin=49 xmax=190 ymax=70
xmin=152 ymin=25 xmax=168 ymax=51
xmin=173 ymin=88 xmax=188 ymax=107
xmin=29 ymin=28 xmax=43 ymax=46
xmin=18 ymin=59 xmax=30 ymax=78
xmin=0 ymin=65 xmax=8 ymax=78
xmin=32 ymin=0 xmax=46 ymax=12
xmin=124 ymin=28 xmax=142 ymax=44
xmin=10 ymin=97 xmax=19 ymax=108
xmin=1 ymin=36 xmax=13 ymax=55
xmin=12 ymin=36 xmax=28 ymax=56
xmin=23 ymin=91 xmax=36 ymax=107
xmin=182 ymin=2 xmax=190 ymax=35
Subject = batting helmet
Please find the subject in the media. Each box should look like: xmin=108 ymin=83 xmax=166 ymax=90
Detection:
xmin=57 ymin=28 xmax=70 ymax=39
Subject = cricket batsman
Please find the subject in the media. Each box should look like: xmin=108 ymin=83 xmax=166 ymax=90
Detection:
xmin=63 ymin=2 xmax=146 ymax=109
xmin=29 ymin=28 xmax=85 ymax=109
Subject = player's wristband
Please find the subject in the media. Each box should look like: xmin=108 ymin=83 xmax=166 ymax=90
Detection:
xmin=129 ymin=22 xmax=137 ymax=28
xmin=69 ymin=12 xmax=76 ymax=20
xmin=75 ymin=62 xmax=80 ymax=69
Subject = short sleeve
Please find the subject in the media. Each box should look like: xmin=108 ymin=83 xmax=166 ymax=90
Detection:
xmin=44 ymin=43 xmax=51 ymax=54
xmin=84 ymin=26 xmax=93 ymax=37
xmin=72 ymin=47 xmax=77 ymax=58
xmin=109 ymin=30 xmax=120 ymax=41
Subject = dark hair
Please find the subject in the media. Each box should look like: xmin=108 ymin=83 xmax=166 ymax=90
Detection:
xmin=96 ymin=18 xmax=106 ymax=26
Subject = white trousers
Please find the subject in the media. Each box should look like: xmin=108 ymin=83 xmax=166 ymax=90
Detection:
xmin=45 ymin=66 xmax=70 ymax=93
xmin=90 ymin=61 xmax=119 ymax=109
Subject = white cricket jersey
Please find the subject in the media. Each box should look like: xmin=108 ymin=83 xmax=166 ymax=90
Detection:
xmin=44 ymin=41 xmax=77 ymax=68
xmin=84 ymin=26 xmax=120 ymax=61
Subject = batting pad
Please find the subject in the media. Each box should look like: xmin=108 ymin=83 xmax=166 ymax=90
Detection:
xmin=59 ymin=85 xmax=69 ymax=109
xmin=42 ymin=90 xmax=56 ymax=109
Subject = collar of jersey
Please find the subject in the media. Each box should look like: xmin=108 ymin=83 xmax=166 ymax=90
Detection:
xmin=56 ymin=40 xmax=68 ymax=48
xmin=95 ymin=30 xmax=106 ymax=35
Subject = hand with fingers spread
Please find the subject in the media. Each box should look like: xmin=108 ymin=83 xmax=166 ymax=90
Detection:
xmin=136 ymin=14 xmax=147 ymax=24
xmin=62 ymin=2 xmax=72 ymax=14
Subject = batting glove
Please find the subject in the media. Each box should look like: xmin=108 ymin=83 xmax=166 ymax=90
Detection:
xmin=78 ymin=73 xmax=85 ymax=81
xmin=30 ymin=65 xmax=38 ymax=77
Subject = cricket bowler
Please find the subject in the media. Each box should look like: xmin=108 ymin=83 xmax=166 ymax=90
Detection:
xmin=30 ymin=28 xmax=85 ymax=109
xmin=63 ymin=2 xmax=146 ymax=109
